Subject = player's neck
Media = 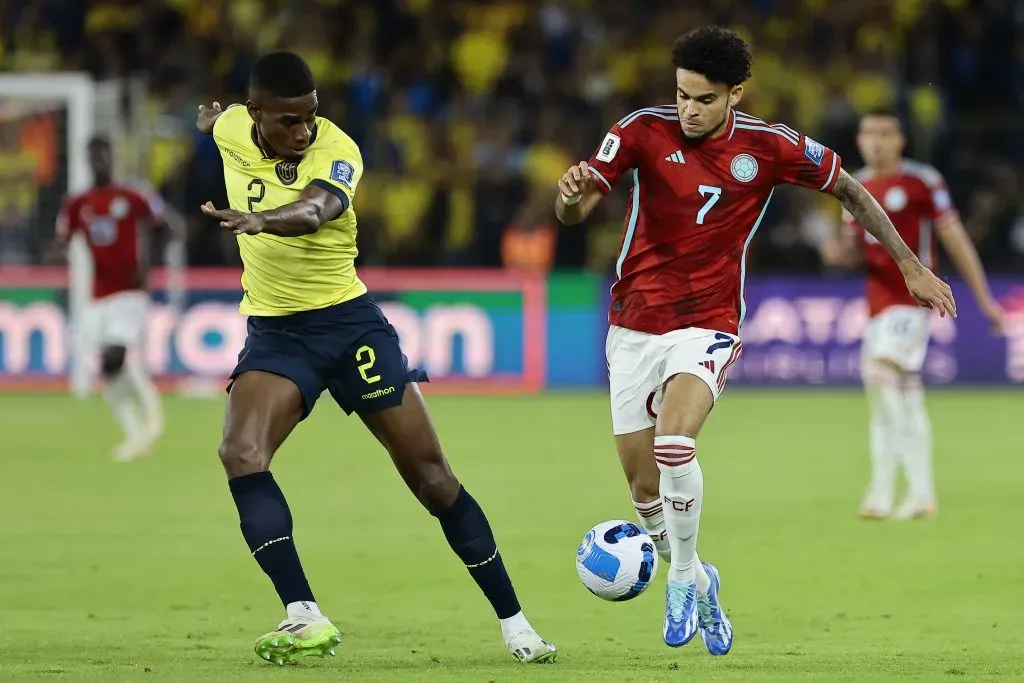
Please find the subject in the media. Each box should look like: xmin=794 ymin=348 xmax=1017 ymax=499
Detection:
xmin=871 ymin=158 xmax=903 ymax=177
xmin=707 ymin=109 xmax=732 ymax=140
xmin=94 ymin=176 xmax=113 ymax=188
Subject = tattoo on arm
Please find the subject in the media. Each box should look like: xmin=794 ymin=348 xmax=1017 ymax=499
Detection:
xmin=829 ymin=169 xmax=918 ymax=267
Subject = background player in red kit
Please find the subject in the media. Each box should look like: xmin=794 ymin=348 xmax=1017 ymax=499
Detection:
xmin=822 ymin=110 xmax=1005 ymax=521
xmin=555 ymin=27 xmax=956 ymax=653
xmin=56 ymin=137 xmax=175 ymax=462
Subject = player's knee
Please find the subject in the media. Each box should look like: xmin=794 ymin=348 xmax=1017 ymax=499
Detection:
xmin=100 ymin=346 xmax=127 ymax=378
xmin=218 ymin=437 xmax=269 ymax=477
xmin=409 ymin=454 xmax=460 ymax=514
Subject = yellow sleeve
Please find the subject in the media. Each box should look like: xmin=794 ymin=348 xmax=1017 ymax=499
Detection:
xmin=211 ymin=105 xmax=250 ymax=150
xmin=307 ymin=138 xmax=363 ymax=214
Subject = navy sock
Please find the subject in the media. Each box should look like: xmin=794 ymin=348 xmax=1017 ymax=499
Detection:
xmin=229 ymin=471 xmax=315 ymax=606
xmin=435 ymin=486 xmax=522 ymax=619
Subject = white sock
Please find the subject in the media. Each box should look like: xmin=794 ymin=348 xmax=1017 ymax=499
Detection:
xmin=125 ymin=362 xmax=162 ymax=432
xmin=864 ymin=364 xmax=903 ymax=506
xmin=286 ymin=600 xmax=322 ymax=618
xmin=694 ymin=553 xmax=711 ymax=596
xmin=900 ymin=375 xmax=934 ymax=501
xmin=499 ymin=611 xmax=531 ymax=642
xmin=654 ymin=435 xmax=702 ymax=585
xmin=632 ymin=498 xmax=671 ymax=562
xmin=104 ymin=372 xmax=142 ymax=441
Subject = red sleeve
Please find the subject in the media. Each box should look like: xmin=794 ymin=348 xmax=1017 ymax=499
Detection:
xmin=128 ymin=188 xmax=162 ymax=223
xmin=920 ymin=168 xmax=956 ymax=224
xmin=586 ymin=121 xmax=639 ymax=195
xmin=56 ymin=197 xmax=78 ymax=239
xmin=773 ymin=125 xmax=842 ymax=193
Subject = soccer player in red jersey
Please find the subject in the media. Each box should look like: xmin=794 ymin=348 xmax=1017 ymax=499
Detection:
xmin=556 ymin=27 xmax=956 ymax=653
xmin=56 ymin=137 xmax=175 ymax=461
xmin=822 ymin=109 xmax=1005 ymax=521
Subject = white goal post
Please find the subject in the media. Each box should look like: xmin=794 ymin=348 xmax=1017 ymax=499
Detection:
xmin=0 ymin=73 xmax=95 ymax=397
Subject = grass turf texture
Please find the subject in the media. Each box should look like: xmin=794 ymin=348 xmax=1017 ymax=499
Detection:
xmin=0 ymin=390 xmax=1021 ymax=682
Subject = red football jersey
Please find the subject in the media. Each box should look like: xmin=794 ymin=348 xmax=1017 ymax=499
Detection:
xmin=589 ymin=106 xmax=842 ymax=335
xmin=57 ymin=184 xmax=163 ymax=299
xmin=843 ymin=161 xmax=956 ymax=317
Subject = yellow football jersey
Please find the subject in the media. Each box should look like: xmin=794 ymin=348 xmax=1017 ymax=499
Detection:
xmin=212 ymin=105 xmax=366 ymax=315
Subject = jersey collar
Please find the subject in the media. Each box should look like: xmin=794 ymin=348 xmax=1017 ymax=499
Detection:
xmin=249 ymin=123 xmax=320 ymax=160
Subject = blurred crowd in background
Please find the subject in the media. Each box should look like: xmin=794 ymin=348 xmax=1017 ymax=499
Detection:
xmin=1 ymin=0 xmax=1021 ymax=275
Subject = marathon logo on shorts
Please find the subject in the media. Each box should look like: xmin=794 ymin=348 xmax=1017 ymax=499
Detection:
xmin=331 ymin=160 xmax=355 ymax=188
xmin=275 ymin=160 xmax=299 ymax=185
xmin=804 ymin=137 xmax=826 ymax=166
xmin=596 ymin=133 xmax=620 ymax=162
xmin=362 ymin=385 xmax=395 ymax=401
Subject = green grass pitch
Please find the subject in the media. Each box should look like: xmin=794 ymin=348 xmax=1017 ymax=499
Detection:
xmin=1 ymin=389 xmax=1022 ymax=682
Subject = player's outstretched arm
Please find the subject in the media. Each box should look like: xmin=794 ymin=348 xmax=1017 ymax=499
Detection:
xmin=828 ymin=168 xmax=957 ymax=317
xmin=201 ymin=184 xmax=345 ymax=237
xmin=555 ymin=162 xmax=604 ymax=225
xmin=196 ymin=102 xmax=244 ymax=134
xmin=937 ymin=215 xmax=1005 ymax=333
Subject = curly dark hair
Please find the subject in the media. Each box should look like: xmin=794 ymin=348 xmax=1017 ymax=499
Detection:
xmin=672 ymin=27 xmax=752 ymax=87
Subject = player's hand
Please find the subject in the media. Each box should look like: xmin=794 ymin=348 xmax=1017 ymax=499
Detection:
xmin=557 ymin=161 xmax=595 ymax=200
xmin=979 ymin=298 xmax=1007 ymax=335
xmin=196 ymin=102 xmax=223 ymax=134
xmin=901 ymin=260 xmax=957 ymax=318
xmin=201 ymin=201 xmax=265 ymax=235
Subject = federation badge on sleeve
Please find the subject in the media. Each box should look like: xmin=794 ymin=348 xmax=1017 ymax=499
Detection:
xmin=804 ymin=137 xmax=826 ymax=166
xmin=330 ymin=160 xmax=355 ymax=188
xmin=595 ymin=133 xmax=620 ymax=162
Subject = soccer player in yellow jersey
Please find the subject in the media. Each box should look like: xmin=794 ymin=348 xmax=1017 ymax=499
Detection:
xmin=196 ymin=52 xmax=555 ymax=667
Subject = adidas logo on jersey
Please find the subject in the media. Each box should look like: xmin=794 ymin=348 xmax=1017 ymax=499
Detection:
xmin=698 ymin=359 xmax=716 ymax=373
xmin=664 ymin=150 xmax=685 ymax=164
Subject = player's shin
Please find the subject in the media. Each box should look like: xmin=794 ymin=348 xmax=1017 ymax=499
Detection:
xmin=104 ymin=371 xmax=143 ymax=441
xmin=228 ymin=471 xmax=317 ymax=611
xmin=434 ymin=486 xmax=523 ymax=622
xmin=863 ymin=361 xmax=903 ymax=514
xmin=124 ymin=362 xmax=162 ymax=437
xmin=900 ymin=374 xmax=936 ymax=505
xmin=632 ymin=498 xmax=671 ymax=562
xmin=654 ymin=435 xmax=703 ymax=584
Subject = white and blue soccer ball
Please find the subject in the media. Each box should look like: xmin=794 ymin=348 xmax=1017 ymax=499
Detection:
xmin=576 ymin=520 xmax=658 ymax=601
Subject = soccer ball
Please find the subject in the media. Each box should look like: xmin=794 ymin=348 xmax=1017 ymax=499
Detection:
xmin=576 ymin=520 xmax=658 ymax=601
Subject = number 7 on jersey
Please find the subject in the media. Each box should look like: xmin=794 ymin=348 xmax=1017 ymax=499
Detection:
xmin=697 ymin=185 xmax=721 ymax=225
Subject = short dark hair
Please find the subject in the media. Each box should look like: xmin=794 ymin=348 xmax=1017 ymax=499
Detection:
xmin=672 ymin=26 xmax=752 ymax=87
xmin=250 ymin=51 xmax=315 ymax=98
xmin=88 ymin=135 xmax=111 ymax=150
xmin=861 ymin=107 xmax=904 ymax=128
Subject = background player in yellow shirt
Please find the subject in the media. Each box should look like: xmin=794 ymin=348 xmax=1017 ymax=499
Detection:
xmin=196 ymin=52 xmax=555 ymax=667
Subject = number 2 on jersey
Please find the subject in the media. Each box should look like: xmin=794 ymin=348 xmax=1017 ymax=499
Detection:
xmin=697 ymin=185 xmax=721 ymax=225
xmin=247 ymin=178 xmax=265 ymax=213
xmin=355 ymin=345 xmax=381 ymax=384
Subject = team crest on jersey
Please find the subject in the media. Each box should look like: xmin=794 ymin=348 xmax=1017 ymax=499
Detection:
xmin=109 ymin=197 xmax=128 ymax=219
xmin=330 ymin=160 xmax=355 ymax=188
xmin=804 ymin=137 xmax=826 ymax=166
xmin=884 ymin=186 xmax=908 ymax=212
xmin=730 ymin=153 xmax=758 ymax=182
xmin=596 ymin=133 xmax=620 ymax=162
xmin=275 ymin=161 xmax=300 ymax=185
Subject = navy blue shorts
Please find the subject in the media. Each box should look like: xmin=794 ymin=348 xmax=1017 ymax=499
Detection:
xmin=229 ymin=294 xmax=428 ymax=418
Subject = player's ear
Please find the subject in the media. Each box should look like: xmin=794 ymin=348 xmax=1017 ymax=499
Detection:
xmin=729 ymin=85 xmax=743 ymax=108
xmin=246 ymin=101 xmax=261 ymax=123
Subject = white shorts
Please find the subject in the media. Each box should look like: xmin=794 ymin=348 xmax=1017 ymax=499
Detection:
xmin=861 ymin=305 xmax=931 ymax=374
xmin=606 ymin=325 xmax=742 ymax=435
xmin=85 ymin=291 xmax=148 ymax=349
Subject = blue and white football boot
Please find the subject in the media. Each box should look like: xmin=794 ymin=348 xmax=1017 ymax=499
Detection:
xmin=696 ymin=562 xmax=733 ymax=655
xmin=663 ymin=580 xmax=699 ymax=647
